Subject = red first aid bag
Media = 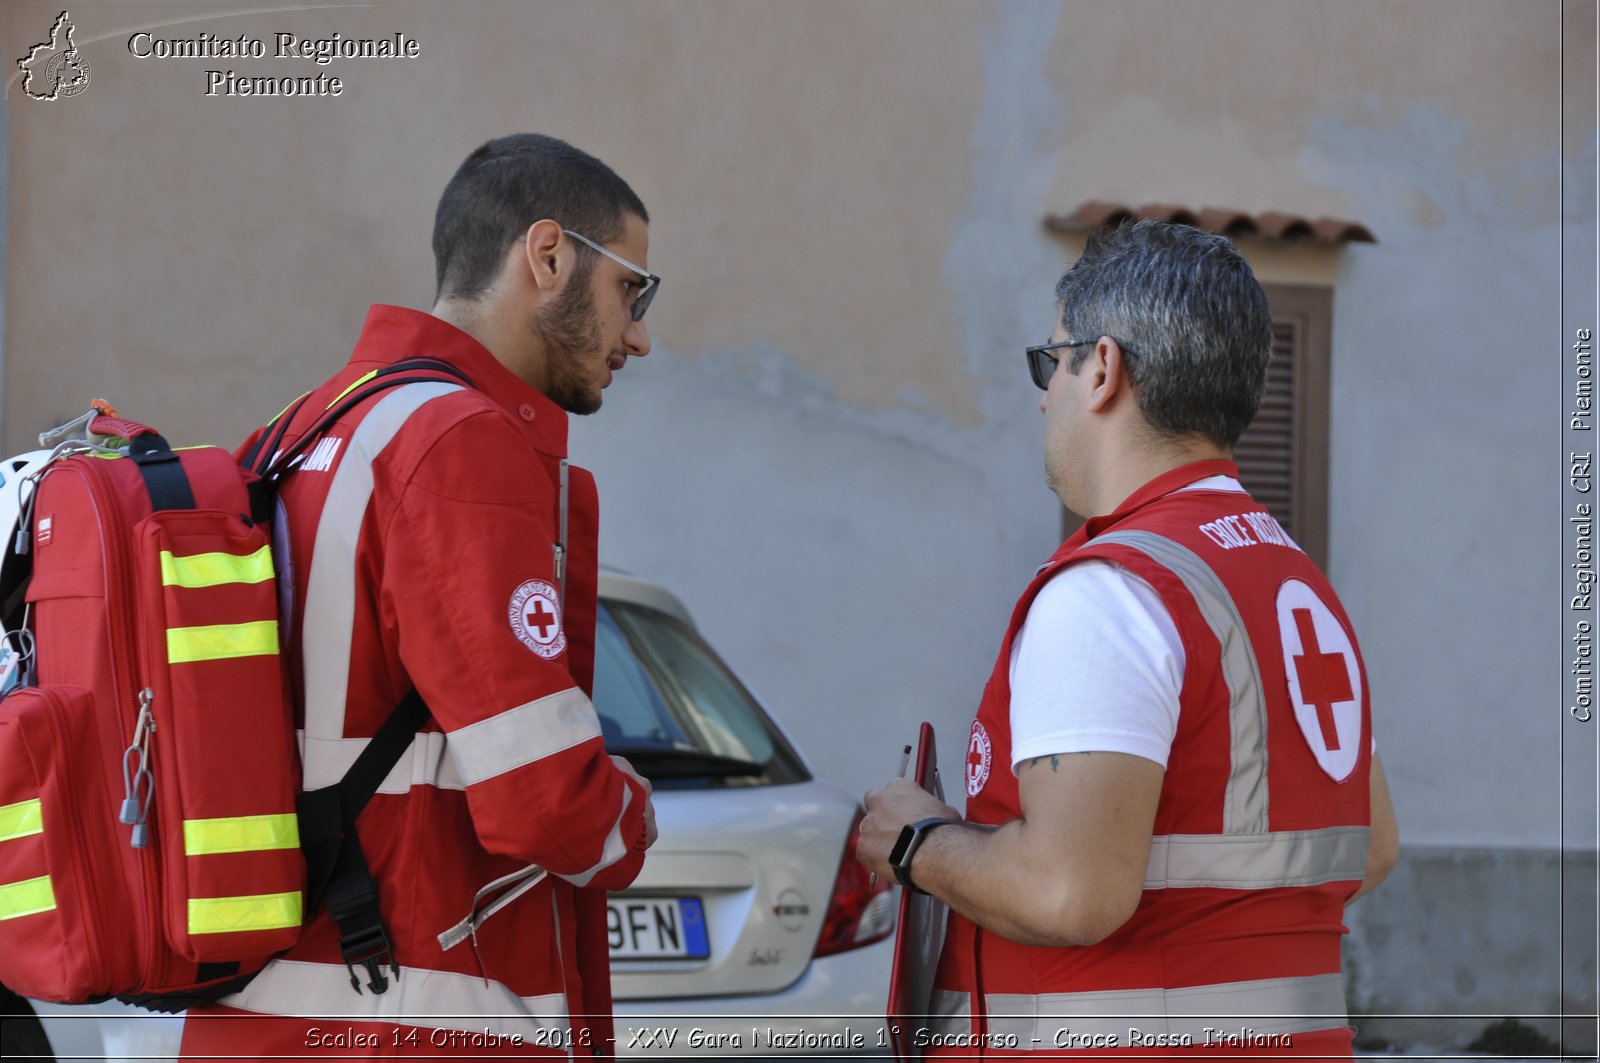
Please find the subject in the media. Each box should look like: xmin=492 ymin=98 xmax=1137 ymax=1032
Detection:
xmin=0 ymin=426 xmax=303 ymax=1006
xmin=0 ymin=365 xmax=467 ymax=1011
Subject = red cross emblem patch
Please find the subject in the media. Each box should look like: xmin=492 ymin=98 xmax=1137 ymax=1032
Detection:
xmin=508 ymin=579 xmax=566 ymax=660
xmin=966 ymin=720 xmax=992 ymax=797
xmin=1275 ymin=579 xmax=1362 ymax=781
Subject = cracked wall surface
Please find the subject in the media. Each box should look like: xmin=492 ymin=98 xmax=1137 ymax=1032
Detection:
xmin=3 ymin=0 xmax=1589 ymax=1029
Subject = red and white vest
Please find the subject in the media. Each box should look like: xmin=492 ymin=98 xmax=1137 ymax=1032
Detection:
xmin=933 ymin=461 xmax=1371 ymax=1058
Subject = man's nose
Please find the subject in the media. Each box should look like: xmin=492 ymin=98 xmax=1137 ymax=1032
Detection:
xmin=624 ymin=317 xmax=651 ymax=358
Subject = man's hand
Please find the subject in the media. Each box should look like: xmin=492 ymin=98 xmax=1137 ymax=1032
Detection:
xmin=611 ymin=754 xmax=659 ymax=849
xmin=855 ymin=777 xmax=963 ymax=880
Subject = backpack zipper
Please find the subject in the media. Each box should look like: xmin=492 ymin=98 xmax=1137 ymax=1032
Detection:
xmin=555 ymin=459 xmax=569 ymax=608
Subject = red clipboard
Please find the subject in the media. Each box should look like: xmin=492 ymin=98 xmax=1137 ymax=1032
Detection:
xmin=885 ymin=721 xmax=947 ymax=1062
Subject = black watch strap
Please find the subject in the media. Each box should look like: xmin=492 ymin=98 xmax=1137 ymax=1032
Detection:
xmin=888 ymin=816 xmax=954 ymax=895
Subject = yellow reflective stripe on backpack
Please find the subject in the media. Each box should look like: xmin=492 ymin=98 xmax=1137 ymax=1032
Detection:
xmin=188 ymin=891 xmax=302 ymax=935
xmin=184 ymin=813 xmax=299 ymax=856
xmin=160 ymin=546 xmax=275 ymax=589
xmin=167 ymin=621 xmax=279 ymax=664
xmin=0 ymin=875 xmax=56 ymax=921
xmin=0 ymin=798 xmax=43 ymax=843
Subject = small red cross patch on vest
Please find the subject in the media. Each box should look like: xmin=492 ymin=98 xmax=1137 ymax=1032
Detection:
xmin=508 ymin=579 xmax=566 ymax=660
xmin=1275 ymin=579 xmax=1362 ymax=781
xmin=966 ymin=720 xmax=992 ymax=797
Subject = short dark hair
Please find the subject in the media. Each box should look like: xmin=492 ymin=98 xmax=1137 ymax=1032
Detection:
xmin=1054 ymin=220 xmax=1272 ymax=448
xmin=432 ymin=134 xmax=649 ymax=301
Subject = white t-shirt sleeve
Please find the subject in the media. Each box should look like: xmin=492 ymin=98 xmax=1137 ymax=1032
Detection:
xmin=1008 ymin=560 xmax=1185 ymax=772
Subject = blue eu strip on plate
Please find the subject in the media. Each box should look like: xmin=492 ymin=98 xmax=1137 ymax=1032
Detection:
xmin=678 ymin=897 xmax=710 ymax=959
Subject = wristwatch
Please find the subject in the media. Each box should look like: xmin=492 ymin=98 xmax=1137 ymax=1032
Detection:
xmin=887 ymin=817 xmax=954 ymax=895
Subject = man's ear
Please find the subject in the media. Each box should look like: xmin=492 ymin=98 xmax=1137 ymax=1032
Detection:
xmin=1087 ymin=336 xmax=1128 ymax=413
xmin=521 ymin=219 xmax=566 ymax=293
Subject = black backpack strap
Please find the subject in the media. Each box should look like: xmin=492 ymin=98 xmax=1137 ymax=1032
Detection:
xmin=264 ymin=358 xmax=471 ymax=994
xmin=243 ymin=391 xmax=315 ymax=477
xmin=260 ymin=359 xmax=472 ymax=483
xmin=1 ymin=513 xmax=33 ymax=638
xmin=244 ymin=391 xmax=316 ymax=525
xmin=297 ymin=689 xmax=431 ymax=995
xmin=128 ymin=432 xmax=197 ymax=511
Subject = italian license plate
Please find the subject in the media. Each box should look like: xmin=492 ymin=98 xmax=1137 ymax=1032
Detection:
xmin=607 ymin=896 xmax=710 ymax=959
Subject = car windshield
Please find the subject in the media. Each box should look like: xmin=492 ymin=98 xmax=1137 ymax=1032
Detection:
xmin=594 ymin=599 xmax=808 ymax=788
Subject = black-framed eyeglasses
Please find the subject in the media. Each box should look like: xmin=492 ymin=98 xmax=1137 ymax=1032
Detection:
xmin=1025 ymin=339 xmax=1096 ymax=390
xmin=562 ymin=229 xmax=660 ymax=322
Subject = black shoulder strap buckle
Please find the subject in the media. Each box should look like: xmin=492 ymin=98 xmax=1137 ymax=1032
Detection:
xmin=325 ymin=868 xmax=398 ymax=994
xmin=297 ymin=690 xmax=432 ymax=998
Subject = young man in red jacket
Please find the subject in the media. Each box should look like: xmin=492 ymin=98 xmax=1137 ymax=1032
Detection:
xmin=182 ymin=134 xmax=659 ymax=1059
xmin=858 ymin=220 xmax=1399 ymax=1059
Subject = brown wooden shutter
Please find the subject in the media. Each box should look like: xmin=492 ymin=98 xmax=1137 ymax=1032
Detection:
xmin=1233 ymin=322 xmax=1301 ymax=540
xmin=1242 ymin=284 xmax=1331 ymax=569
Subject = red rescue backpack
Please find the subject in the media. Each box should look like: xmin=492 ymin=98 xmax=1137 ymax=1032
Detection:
xmin=0 ymin=360 xmax=467 ymax=1011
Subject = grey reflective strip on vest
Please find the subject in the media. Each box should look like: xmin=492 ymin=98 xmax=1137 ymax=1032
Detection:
xmin=980 ymin=973 xmax=1348 ymax=1045
xmin=1145 ymin=826 xmax=1369 ymax=889
xmin=300 ymin=381 xmax=464 ymax=755
xmin=224 ymin=957 xmax=570 ymax=1040
xmin=928 ymin=988 xmax=970 ymax=1038
xmin=1091 ymin=529 xmax=1270 ymax=835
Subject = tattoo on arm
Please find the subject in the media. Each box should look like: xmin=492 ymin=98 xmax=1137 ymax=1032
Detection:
xmin=1021 ymin=753 xmax=1091 ymax=772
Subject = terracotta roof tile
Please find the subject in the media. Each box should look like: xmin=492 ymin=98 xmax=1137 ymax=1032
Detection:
xmin=1046 ymin=202 xmax=1375 ymax=244
xmin=1134 ymin=203 xmax=1200 ymax=227
xmin=1063 ymin=200 xmax=1136 ymax=229
xmin=1312 ymin=217 xmax=1377 ymax=243
xmin=1254 ymin=211 xmax=1317 ymax=240
xmin=1194 ymin=209 xmax=1260 ymax=238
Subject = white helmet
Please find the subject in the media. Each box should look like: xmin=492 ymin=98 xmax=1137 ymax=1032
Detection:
xmin=0 ymin=451 xmax=54 ymax=548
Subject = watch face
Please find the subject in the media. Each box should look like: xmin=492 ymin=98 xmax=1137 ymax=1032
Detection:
xmin=888 ymin=823 xmax=917 ymax=869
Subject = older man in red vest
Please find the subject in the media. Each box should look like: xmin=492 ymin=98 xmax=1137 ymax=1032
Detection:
xmin=858 ymin=220 xmax=1399 ymax=1059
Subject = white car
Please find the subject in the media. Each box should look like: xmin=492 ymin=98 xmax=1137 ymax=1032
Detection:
xmin=6 ymin=569 xmax=895 ymax=1061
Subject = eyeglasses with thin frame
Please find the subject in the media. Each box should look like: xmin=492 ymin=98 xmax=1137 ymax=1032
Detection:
xmin=561 ymin=229 xmax=660 ymax=322
xmin=1025 ymin=338 xmax=1097 ymax=390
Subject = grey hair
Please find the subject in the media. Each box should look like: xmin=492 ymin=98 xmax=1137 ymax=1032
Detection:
xmin=1054 ymin=220 xmax=1273 ymax=448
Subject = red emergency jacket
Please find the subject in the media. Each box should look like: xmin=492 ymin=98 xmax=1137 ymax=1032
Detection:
xmin=929 ymin=461 xmax=1370 ymax=1059
xmin=180 ymin=305 xmax=648 ymax=1060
